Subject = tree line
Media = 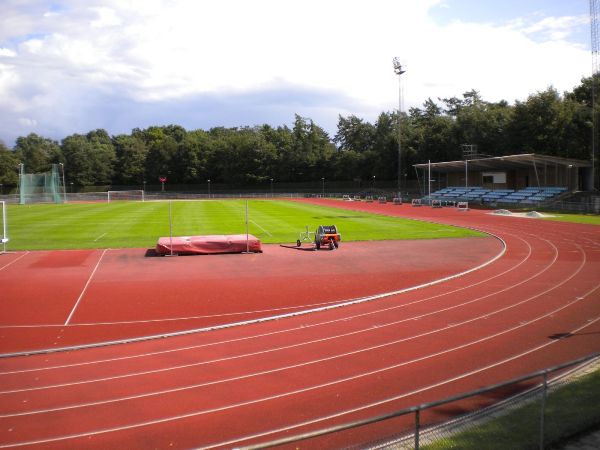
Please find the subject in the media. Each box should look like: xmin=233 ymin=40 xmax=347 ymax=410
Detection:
xmin=0 ymin=77 xmax=595 ymax=190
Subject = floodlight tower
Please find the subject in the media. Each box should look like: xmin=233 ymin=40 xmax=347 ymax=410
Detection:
xmin=591 ymin=0 xmax=600 ymax=190
xmin=393 ymin=58 xmax=406 ymax=195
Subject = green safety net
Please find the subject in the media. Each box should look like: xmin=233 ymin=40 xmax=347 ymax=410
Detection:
xmin=19 ymin=164 xmax=64 ymax=204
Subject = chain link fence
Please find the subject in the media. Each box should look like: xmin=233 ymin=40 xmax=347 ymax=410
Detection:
xmin=241 ymin=352 xmax=600 ymax=450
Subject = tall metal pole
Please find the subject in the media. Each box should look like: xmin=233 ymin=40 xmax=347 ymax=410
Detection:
xmin=393 ymin=58 xmax=406 ymax=196
xmin=59 ymin=163 xmax=67 ymax=203
xmin=591 ymin=0 xmax=600 ymax=190
xmin=428 ymin=160 xmax=431 ymax=202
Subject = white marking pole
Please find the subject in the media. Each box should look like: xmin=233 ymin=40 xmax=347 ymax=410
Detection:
xmin=169 ymin=201 xmax=174 ymax=256
xmin=246 ymin=200 xmax=250 ymax=253
xmin=1 ymin=201 xmax=7 ymax=253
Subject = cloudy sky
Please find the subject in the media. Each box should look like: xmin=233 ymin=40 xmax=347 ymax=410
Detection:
xmin=0 ymin=0 xmax=592 ymax=147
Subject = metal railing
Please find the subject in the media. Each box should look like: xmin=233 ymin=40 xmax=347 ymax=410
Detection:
xmin=240 ymin=352 xmax=600 ymax=450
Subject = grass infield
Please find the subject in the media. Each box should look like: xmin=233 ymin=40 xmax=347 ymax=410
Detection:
xmin=542 ymin=213 xmax=600 ymax=225
xmin=5 ymin=200 xmax=484 ymax=250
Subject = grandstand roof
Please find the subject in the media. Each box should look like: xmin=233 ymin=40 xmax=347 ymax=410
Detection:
xmin=413 ymin=154 xmax=591 ymax=173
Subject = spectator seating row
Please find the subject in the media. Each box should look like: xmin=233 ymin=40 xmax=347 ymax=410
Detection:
xmin=428 ymin=186 xmax=568 ymax=206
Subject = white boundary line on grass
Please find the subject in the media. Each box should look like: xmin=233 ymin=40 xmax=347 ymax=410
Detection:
xmin=93 ymin=232 xmax=107 ymax=242
xmin=249 ymin=219 xmax=272 ymax=237
xmin=64 ymin=249 xmax=108 ymax=326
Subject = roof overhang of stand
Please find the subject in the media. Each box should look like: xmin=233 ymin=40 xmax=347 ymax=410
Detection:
xmin=413 ymin=154 xmax=592 ymax=173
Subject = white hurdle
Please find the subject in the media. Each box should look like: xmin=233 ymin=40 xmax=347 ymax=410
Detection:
xmin=457 ymin=201 xmax=470 ymax=211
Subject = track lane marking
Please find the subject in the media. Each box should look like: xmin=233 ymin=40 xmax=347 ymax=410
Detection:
xmin=0 ymin=232 xmax=509 ymax=358
xmin=0 ymin=241 xmax=579 ymax=406
xmin=210 ymin=314 xmax=600 ymax=450
xmin=64 ymin=249 xmax=108 ymax=326
xmin=0 ymin=233 xmax=533 ymax=374
xmin=1 ymin=289 xmax=597 ymax=449
xmin=0 ymin=252 xmax=29 ymax=272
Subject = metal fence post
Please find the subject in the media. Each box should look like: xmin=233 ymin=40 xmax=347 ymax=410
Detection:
xmin=415 ymin=408 xmax=421 ymax=450
xmin=540 ymin=372 xmax=548 ymax=450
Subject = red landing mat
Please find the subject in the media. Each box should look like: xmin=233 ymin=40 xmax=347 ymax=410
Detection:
xmin=156 ymin=234 xmax=262 ymax=255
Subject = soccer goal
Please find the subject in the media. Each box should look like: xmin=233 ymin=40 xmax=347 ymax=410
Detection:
xmin=1 ymin=201 xmax=8 ymax=253
xmin=107 ymin=190 xmax=145 ymax=203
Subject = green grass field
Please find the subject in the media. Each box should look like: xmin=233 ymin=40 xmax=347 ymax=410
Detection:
xmin=543 ymin=213 xmax=600 ymax=225
xmin=3 ymin=200 xmax=484 ymax=250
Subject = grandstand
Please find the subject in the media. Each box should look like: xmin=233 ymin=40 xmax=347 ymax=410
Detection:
xmin=414 ymin=154 xmax=592 ymax=207
xmin=427 ymin=186 xmax=568 ymax=207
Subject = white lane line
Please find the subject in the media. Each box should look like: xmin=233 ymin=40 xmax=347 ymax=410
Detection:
xmin=2 ymin=298 xmax=598 ymax=449
xmin=93 ymin=232 xmax=107 ymax=242
xmin=0 ymin=252 xmax=29 ymax=272
xmin=0 ymin=240 xmax=575 ymax=400
xmin=64 ymin=249 xmax=108 ymax=326
xmin=0 ymin=233 xmax=531 ymax=374
xmin=249 ymin=220 xmax=272 ymax=237
xmin=1 ymin=231 xmax=508 ymax=359
xmin=4 ymin=265 xmax=591 ymax=417
xmin=209 ymin=314 xmax=600 ymax=450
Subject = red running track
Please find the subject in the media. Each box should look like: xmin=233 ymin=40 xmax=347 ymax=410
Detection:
xmin=0 ymin=200 xmax=598 ymax=449
xmin=0 ymin=237 xmax=501 ymax=354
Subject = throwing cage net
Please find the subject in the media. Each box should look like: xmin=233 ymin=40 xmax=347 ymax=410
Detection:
xmin=19 ymin=164 xmax=64 ymax=204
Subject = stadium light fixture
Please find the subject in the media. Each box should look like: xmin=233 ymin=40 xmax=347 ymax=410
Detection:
xmin=270 ymin=178 xmax=274 ymax=197
xmin=393 ymin=57 xmax=406 ymax=196
xmin=207 ymin=179 xmax=211 ymax=198
xmin=321 ymin=177 xmax=325 ymax=197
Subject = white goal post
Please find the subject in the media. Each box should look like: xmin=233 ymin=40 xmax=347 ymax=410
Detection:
xmin=107 ymin=190 xmax=145 ymax=203
xmin=1 ymin=201 xmax=8 ymax=253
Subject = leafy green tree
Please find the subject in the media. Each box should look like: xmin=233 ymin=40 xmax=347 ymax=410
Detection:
xmin=61 ymin=131 xmax=115 ymax=185
xmin=113 ymin=135 xmax=148 ymax=185
xmin=0 ymin=142 xmax=19 ymax=187
xmin=334 ymin=115 xmax=375 ymax=153
xmin=508 ymin=87 xmax=565 ymax=156
xmin=410 ymin=99 xmax=458 ymax=162
xmin=14 ymin=133 xmax=62 ymax=173
xmin=61 ymin=135 xmax=95 ymax=185
xmin=144 ymin=135 xmax=178 ymax=183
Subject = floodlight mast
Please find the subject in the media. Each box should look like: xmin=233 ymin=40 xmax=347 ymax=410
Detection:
xmin=591 ymin=0 xmax=600 ymax=190
xmin=393 ymin=58 xmax=406 ymax=196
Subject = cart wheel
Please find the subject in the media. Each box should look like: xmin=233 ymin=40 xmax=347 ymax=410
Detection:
xmin=296 ymin=239 xmax=301 ymax=247
xmin=329 ymin=240 xmax=334 ymax=250
xmin=316 ymin=241 xmax=321 ymax=250
xmin=333 ymin=240 xmax=339 ymax=249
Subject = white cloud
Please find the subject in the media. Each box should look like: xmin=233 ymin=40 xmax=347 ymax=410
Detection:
xmin=90 ymin=7 xmax=122 ymax=28
xmin=0 ymin=0 xmax=592 ymax=145
xmin=0 ymin=48 xmax=16 ymax=57
xmin=18 ymin=117 xmax=37 ymax=127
